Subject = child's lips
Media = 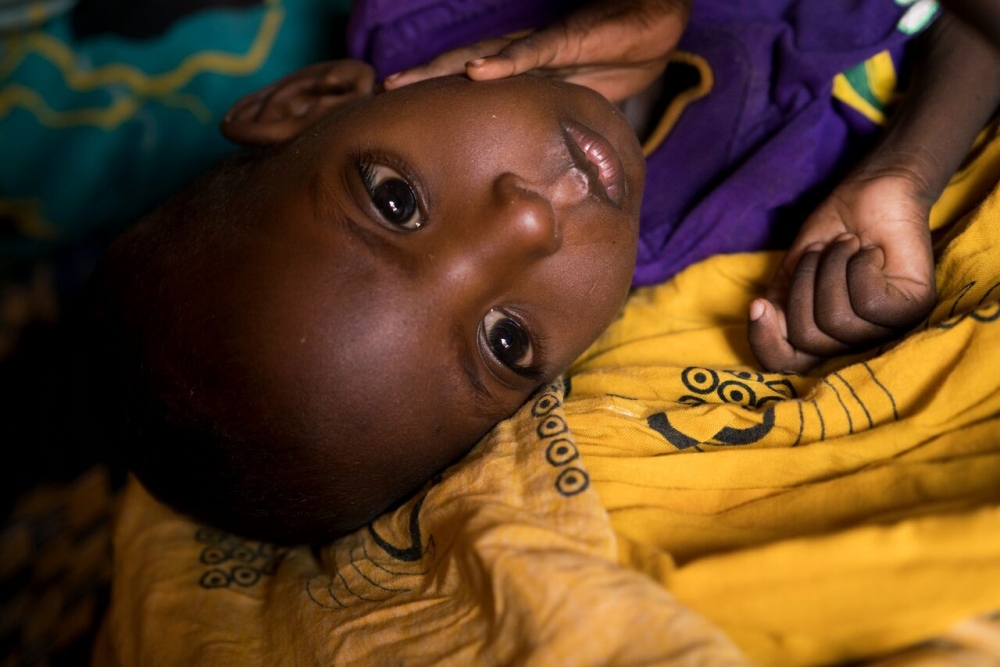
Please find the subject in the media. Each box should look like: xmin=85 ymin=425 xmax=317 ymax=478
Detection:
xmin=563 ymin=120 xmax=626 ymax=207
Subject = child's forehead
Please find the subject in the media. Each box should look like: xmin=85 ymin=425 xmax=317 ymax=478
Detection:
xmin=334 ymin=74 xmax=558 ymax=133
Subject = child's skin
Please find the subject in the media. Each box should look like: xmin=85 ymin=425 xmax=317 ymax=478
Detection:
xmin=941 ymin=0 xmax=1000 ymax=46
xmin=387 ymin=0 xmax=1000 ymax=373
xmin=747 ymin=11 xmax=1000 ymax=371
xmin=98 ymin=0 xmax=1000 ymax=544
xmin=102 ymin=66 xmax=645 ymax=543
xmin=220 ymin=73 xmax=646 ymax=439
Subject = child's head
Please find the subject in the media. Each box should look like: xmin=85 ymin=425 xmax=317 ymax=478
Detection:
xmin=88 ymin=63 xmax=645 ymax=544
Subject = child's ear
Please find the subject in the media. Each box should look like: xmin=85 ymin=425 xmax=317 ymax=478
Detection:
xmin=221 ymin=60 xmax=376 ymax=145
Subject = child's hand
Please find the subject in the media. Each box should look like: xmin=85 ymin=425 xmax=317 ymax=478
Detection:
xmin=382 ymin=0 xmax=690 ymax=103
xmin=747 ymin=173 xmax=936 ymax=372
xmin=747 ymin=12 xmax=1000 ymax=373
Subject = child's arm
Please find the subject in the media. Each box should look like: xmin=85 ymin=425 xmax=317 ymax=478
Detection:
xmin=382 ymin=0 xmax=690 ymax=103
xmin=748 ymin=10 xmax=1000 ymax=373
xmin=940 ymin=0 xmax=1000 ymax=46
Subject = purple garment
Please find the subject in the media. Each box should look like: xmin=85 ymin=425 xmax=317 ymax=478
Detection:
xmin=633 ymin=2 xmax=921 ymax=285
xmin=347 ymin=0 xmax=928 ymax=286
xmin=348 ymin=0 xmax=575 ymax=79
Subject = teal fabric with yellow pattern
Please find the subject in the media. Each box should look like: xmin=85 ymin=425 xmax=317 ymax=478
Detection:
xmin=0 ymin=0 xmax=349 ymax=257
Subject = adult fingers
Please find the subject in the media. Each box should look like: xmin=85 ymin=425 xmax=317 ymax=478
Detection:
xmin=465 ymin=30 xmax=564 ymax=80
xmin=747 ymin=299 xmax=824 ymax=372
xmin=847 ymin=246 xmax=936 ymax=330
xmin=812 ymin=236 xmax=895 ymax=345
xmin=467 ymin=2 xmax=684 ymax=83
xmin=383 ymin=38 xmax=511 ymax=89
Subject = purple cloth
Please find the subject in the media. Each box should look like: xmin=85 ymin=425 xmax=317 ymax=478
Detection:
xmin=634 ymin=2 xmax=920 ymax=285
xmin=347 ymin=0 xmax=928 ymax=286
xmin=348 ymin=0 xmax=575 ymax=78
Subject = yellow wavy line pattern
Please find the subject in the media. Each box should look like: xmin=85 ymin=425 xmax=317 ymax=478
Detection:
xmin=0 ymin=0 xmax=283 ymax=128
xmin=0 ymin=84 xmax=210 ymax=128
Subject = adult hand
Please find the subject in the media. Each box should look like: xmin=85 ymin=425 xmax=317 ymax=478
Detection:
xmin=748 ymin=172 xmax=936 ymax=372
xmin=382 ymin=0 xmax=690 ymax=103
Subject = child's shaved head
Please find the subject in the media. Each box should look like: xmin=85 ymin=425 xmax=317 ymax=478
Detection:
xmin=88 ymin=68 xmax=645 ymax=543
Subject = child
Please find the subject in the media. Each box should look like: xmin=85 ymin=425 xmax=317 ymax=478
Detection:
xmin=87 ymin=0 xmax=1000 ymax=544
xmin=380 ymin=0 xmax=1000 ymax=372
xmin=89 ymin=69 xmax=646 ymax=544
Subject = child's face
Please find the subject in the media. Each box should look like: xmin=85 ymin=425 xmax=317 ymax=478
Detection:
xmin=220 ymin=74 xmax=645 ymax=524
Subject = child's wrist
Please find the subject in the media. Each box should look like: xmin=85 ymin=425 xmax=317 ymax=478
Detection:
xmin=850 ymin=141 xmax=948 ymax=206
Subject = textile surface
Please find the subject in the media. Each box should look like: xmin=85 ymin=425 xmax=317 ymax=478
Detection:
xmin=346 ymin=0 xmax=939 ymax=286
xmin=96 ymin=115 xmax=1000 ymax=667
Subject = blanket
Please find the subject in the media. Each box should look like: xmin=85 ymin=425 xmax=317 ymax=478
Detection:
xmin=0 ymin=0 xmax=349 ymax=258
xmin=95 ymin=124 xmax=1000 ymax=667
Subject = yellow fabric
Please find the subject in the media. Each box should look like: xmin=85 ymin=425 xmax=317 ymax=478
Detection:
xmin=566 ymin=124 xmax=1000 ymax=664
xmin=99 ymin=122 xmax=1000 ymax=667
xmin=832 ymin=49 xmax=898 ymax=125
xmin=99 ymin=405 xmax=744 ymax=666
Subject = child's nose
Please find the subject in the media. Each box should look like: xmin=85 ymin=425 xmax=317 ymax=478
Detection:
xmin=490 ymin=172 xmax=561 ymax=259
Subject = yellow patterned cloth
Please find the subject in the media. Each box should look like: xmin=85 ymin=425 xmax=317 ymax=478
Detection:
xmin=97 ymin=126 xmax=1000 ymax=666
xmin=565 ymin=118 xmax=1000 ymax=665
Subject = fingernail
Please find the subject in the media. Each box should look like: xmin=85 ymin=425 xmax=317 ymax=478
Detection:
xmin=384 ymin=72 xmax=401 ymax=82
xmin=749 ymin=300 xmax=766 ymax=321
xmin=834 ymin=232 xmax=855 ymax=243
xmin=804 ymin=242 xmax=825 ymax=253
xmin=467 ymin=58 xmax=486 ymax=68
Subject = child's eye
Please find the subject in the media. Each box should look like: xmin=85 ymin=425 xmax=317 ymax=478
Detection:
xmin=357 ymin=159 xmax=423 ymax=230
xmin=482 ymin=309 xmax=535 ymax=373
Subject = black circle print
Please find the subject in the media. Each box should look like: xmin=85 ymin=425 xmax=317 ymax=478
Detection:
xmin=725 ymin=369 xmax=764 ymax=383
xmin=200 ymin=546 xmax=230 ymax=565
xmin=194 ymin=527 xmax=286 ymax=591
xmin=531 ymin=392 xmax=561 ymax=417
xmin=555 ymin=467 xmax=590 ymax=496
xmin=200 ymin=568 xmax=230 ymax=589
xmin=232 ymin=545 xmax=257 ymax=563
xmin=972 ymin=301 xmax=1000 ymax=322
xmin=231 ymin=566 xmax=261 ymax=587
xmin=537 ymin=414 xmax=568 ymax=438
xmin=682 ymin=367 xmax=719 ymax=395
xmin=764 ymin=378 xmax=796 ymax=399
xmin=546 ymin=438 xmax=579 ymax=466
xmin=717 ymin=380 xmax=756 ymax=407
